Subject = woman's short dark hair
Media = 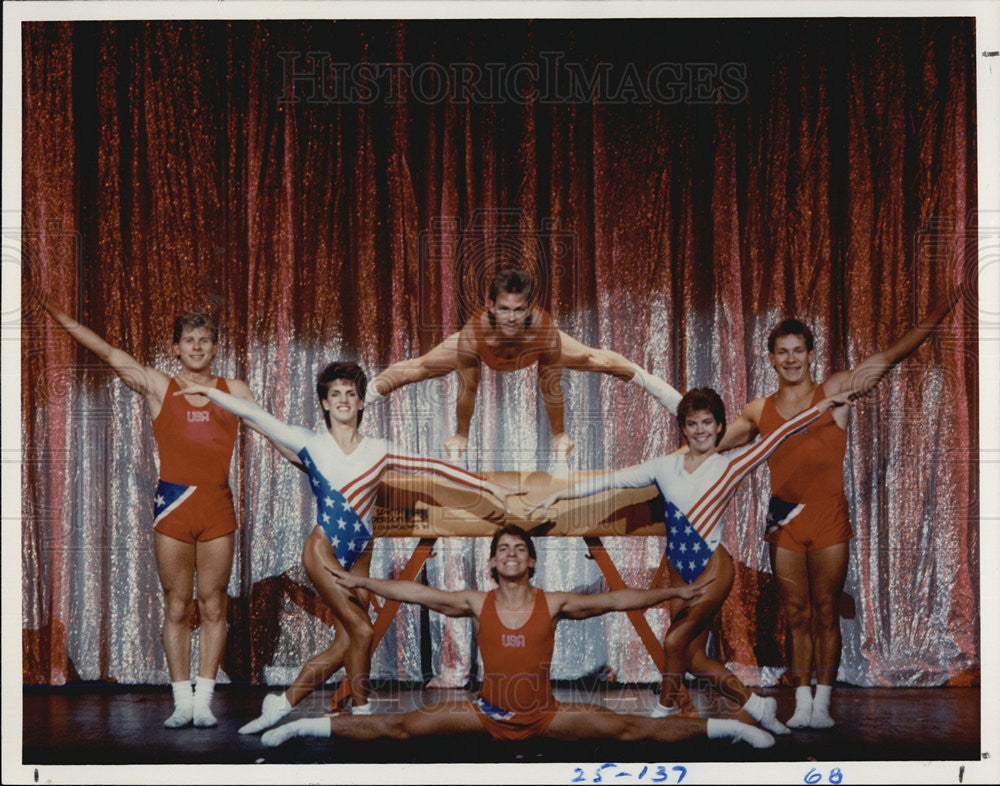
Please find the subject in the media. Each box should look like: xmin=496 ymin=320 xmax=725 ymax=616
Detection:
xmin=316 ymin=361 xmax=367 ymax=427
xmin=676 ymin=387 xmax=727 ymax=447
xmin=489 ymin=524 xmax=536 ymax=582
xmin=767 ymin=318 xmax=814 ymax=353
xmin=488 ymin=267 xmax=536 ymax=303
xmin=173 ymin=311 xmax=218 ymax=343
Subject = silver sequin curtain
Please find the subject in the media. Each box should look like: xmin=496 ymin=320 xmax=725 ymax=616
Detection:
xmin=22 ymin=19 xmax=978 ymax=689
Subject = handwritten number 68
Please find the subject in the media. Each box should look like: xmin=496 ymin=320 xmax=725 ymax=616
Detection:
xmin=805 ymin=767 xmax=843 ymax=784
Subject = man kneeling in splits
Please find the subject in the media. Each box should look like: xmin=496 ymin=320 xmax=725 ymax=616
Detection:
xmin=260 ymin=525 xmax=776 ymax=749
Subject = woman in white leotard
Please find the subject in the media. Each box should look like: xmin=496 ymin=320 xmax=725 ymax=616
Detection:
xmin=530 ymin=386 xmax=853 ymax=735
xmin=180 ymin=361 xmax=515 ymax=733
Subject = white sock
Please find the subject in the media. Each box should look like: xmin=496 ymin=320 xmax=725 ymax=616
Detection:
xmin=239 ymin=692 xmax=293 ymax=734
xmin=365 ymin=386 xmax=383 ymax=405
xmin=706 ymin=718 xmax=774 ymax=749
xmin=810 ymin=684 xmax=835 ymax=728
xmin=351 ymin=701 xmax=373 ymax=715
xmin=192 ymin=676 xmax=217 ymax=727
xmin=787 ymin=685 xmax=813 ymax=728
xmin=742 ymin=693 xmax=790 ymax=735
xmin=628 ymin=364 xmax=682 ymax=413
xmin=164 ymin=680 xmax=193 ymax=728
xmin=261 ymin=717 xmax=331 ymax=747
xmin=649 ymin=701 xmax=680 ymax=718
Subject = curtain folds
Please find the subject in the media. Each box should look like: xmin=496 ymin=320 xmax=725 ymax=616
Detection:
xmin=22 ymin=18 xmax=978 ymax=688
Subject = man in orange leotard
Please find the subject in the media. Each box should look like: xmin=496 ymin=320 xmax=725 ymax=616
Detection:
xmin=719 ymin=301 xmax=956 ymax=728
xmin=257 ymin=525 xmax=776 ymax=750
xmin=366 ymin=267 xmax=681 ymax=459
xmin=43 ymin=296 xmax=294 ymax=729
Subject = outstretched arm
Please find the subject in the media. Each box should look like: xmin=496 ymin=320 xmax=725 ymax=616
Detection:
xmin=325 ymin=562 xmax=482 ymax=618
xmin=368 ymin=331 xmax=463 ymax=402
xmin=175 ymin=381 xmax=311 ymax=455
xmin=716 ymin=397 xmax=764 ymax=452
xmin=225 ymin=379 xmax=304 ymax=467
xmin=527 ymin=459 xmax=661 ymax=519
xmin=42 ymin=294 xmax=169 ymax=410
xmin=551 ymin=574 xmax=715 ymax=620
xmin=824 ymin=299 xmax=957 ymax=397
xmin=687 ymin=391 xmax=856 ymax=530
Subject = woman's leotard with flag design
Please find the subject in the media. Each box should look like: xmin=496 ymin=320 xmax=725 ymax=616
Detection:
xmin=568 ymin=405 xmax=825 ymax=582
xmin=201 ymin=387 xmax=492 ymax=569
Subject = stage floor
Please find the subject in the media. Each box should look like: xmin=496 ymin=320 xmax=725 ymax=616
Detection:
xmin=21 ymin=683 xmax=979 ymax=767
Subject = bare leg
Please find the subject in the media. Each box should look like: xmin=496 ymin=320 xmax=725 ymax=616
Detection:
xmin=545 ymin=703 xmax=773 ymax=748
xmin=284 ymin=624 xmax=351 ymax=707
xmin=655 ymin=550 xmax=787 ymax=733
xmin=191 ymin=532 xmax=234 ymax=726
xmin=241 ymin=533 xmax=371 ymax=736
xmin=806 ymin=542 xmax=849 ymax=727
xmin=547 ymin=702 xmax=705 ymax=741
xmin=807 ymin=543 xmax=848 ymax=686
xmin=261 ymin=700 xmax=772 ymax=749
xmin=193 ymin=533 xmax=234 ymax=679
xmin=770 ymin=544 xmax=813 ymax=727
xmin=154 ymin=533 xmax=196 ymax=727
xmin=659 ymin=552 xmax=734 ymax=711
xmin=685 ymin=636 xmax=789 ymax=735
xmin=335 ymin=700 xmax=483 ymax=739
xmin=687 ymin=631 xmax=750 ymax=708
xmin=262 ymin=700 xmax=483 ymax=746
xmin=301 ymin=529 xmax=374 ymax=709
xmin=240 ymin=632 xmax=350 ymax=734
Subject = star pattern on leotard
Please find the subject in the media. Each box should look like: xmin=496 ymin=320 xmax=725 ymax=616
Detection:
xmin=663 ymin=499 xmax=712 ymax=584
xmin=153 ymin=479 xmax=195 ymax=523
xmin=298 ymin=448 xmax=370 ymax=565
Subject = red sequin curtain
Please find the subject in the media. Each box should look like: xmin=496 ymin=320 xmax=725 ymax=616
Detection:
xmin=22 ymin=19 xmax=978 ymax=687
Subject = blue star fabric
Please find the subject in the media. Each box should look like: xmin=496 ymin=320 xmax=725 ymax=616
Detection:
xmin=153 ymin=479 xmax=195 ymax=525
xmin=764 ymin=494 xmax=805 ymax=538
xmin=299 ymin=448 xmax=371 ymax=570
xmin=663 ymin=498 xmax=712 ymax=584
xmin=475 ymin=696 xmax=516 ymax=721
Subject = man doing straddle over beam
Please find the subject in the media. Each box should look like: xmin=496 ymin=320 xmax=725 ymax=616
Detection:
xmin=366 ymin=267 xmax=681 ymax=459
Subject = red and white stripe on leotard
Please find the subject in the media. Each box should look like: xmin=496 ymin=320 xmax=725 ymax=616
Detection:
xmin=341 ymin=453 xmax=489 ymax=521
xmin=685 ymin=406 xmax=822 ymax=543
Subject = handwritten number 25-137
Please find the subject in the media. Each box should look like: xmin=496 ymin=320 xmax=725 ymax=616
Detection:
xmin=571 ymin=763 xmax=688 ymax=782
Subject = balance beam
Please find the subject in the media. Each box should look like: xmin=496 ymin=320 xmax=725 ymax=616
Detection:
xmin=328 ymin=469 xmax=672 ymax=710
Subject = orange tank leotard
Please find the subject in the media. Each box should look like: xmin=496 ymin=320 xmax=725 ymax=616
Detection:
xmin=151 ymin=377 xmax=239 ymax=543
xmin=471 ymin=306 xmax=555 ymax=371
xmin=473 ymin=588 xmax=558 ymax=740
xmin=757 ymin=383 xmax=852 ymax=553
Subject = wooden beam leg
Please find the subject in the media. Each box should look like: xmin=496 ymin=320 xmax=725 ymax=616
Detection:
xmin=584 ymin=536 xmax=667 ymax=673
xmin=328 ymin=537 xmax=438 ymax=711
xmin=650 ymin=549 xmax=671 ymax=590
